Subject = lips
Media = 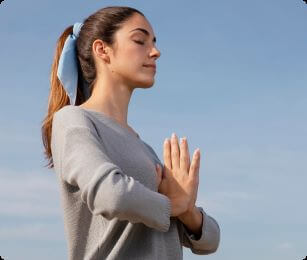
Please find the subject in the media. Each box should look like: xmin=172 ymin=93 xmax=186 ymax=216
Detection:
xmin=143 ymin=64 xmax=156 ymax=69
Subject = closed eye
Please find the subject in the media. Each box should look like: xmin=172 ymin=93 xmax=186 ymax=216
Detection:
xmin=134 ymin=40 xmax=145 ymax=45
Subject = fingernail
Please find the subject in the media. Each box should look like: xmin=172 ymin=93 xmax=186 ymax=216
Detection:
xmin=172 ymin=133 xmax=176 ymax=138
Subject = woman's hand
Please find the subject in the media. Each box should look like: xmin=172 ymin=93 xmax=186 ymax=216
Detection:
xmin=156 ymin=133 xmax=201 ymax=217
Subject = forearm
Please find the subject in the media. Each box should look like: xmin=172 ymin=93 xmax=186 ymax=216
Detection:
xmin=177 ymin=206 xmax=203 ymax=239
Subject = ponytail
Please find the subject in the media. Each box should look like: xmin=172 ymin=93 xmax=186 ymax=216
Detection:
xmin=41 ymin=25 xmax=86 ymax=169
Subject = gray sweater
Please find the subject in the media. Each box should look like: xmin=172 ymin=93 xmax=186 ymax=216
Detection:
xmin=50 ymin=105 xmax=220 ymax=260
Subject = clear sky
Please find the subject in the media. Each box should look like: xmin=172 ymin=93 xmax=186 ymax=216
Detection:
xmin=0 ymin=0 xmax=306 ymax=259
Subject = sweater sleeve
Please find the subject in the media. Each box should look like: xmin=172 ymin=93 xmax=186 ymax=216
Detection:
xmin=178 ymin=206 xmax=220 ymax=254
xmin=51 ymin=112 xmax=171 ymax=233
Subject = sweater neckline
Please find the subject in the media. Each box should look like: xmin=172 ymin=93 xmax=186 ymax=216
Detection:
xmin=76 ymin=106 xmax=141 ymax=140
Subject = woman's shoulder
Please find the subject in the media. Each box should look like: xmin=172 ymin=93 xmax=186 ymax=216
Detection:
xmin=52 ymin=105 xmax=94 ymax=130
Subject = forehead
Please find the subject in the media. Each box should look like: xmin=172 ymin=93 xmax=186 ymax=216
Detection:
xmin=120 ymin=13 xmax=155 ymax=37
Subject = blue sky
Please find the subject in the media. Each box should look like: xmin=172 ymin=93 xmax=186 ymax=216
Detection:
xmin=0 ymin=0 xmax=306 ymax=259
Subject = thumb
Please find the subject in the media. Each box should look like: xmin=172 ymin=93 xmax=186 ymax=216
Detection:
xmin=156 ymin=164 xmax=162 ymax=185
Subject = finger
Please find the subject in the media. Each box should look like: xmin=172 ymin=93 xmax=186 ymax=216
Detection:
xmin=185 ymin=138 xmax=191 ymax=167
xmin=156 ymin=164 xmax=162 ymax=184
xmin=163 ymin=138 xmax=172 ymax=172
xmin=188 ymin=148 xmax=201 ymax=181
xmin=192 ymin=175 xmax=199 ymax=207
xmin=179 ymin=137 xmax=190 ymax=173
xmin=171 ymin=133 xmax=180 ymax=169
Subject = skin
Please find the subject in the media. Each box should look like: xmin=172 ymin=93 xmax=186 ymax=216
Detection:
xmin=157 ymin=134 xmax=203 ymax=237
xmin=79 ymin=12 xmax=159 ymax=135
xmin=79 ymin=12 xmax=203 ymax=237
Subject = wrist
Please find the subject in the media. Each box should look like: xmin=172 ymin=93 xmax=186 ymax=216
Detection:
xmin=177 ymin=206 xmax=203 ymax=239
xmin=177 ymin=205 xmax=198 ymax=221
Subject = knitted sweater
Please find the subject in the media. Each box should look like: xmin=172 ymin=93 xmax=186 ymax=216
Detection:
xmin=50 ymin=105 xmax=220 ymax=260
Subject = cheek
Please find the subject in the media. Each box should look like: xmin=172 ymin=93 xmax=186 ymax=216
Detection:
xmin=118 ymin=55 xmax=143 ymax=75
xmin=124 ymin=44 xmax=145 ymax=66
xmin=112 ymin=44 xmax=147 ymax=76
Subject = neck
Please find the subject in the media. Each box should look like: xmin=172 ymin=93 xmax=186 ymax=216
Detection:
xmin=80 ymin=77 xmax=134 ymax=128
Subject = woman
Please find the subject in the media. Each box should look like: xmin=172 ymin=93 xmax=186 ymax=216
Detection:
xmin=41 ymin=5 xmax=220 ymax=260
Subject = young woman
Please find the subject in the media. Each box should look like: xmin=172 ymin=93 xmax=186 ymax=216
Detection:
xmin=41 ymin=5 xmax=220 ymax=260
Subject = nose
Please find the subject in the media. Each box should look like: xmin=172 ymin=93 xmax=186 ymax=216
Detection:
xmin=150 ymin=45 xmax=161 ymax=59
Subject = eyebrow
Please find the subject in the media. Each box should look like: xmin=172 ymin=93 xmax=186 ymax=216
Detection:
xmin=129 ymin=28 xmax=156 ymax=43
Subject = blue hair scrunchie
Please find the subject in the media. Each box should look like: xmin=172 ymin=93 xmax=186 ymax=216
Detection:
xmin=57 ymin=22 xmax=89 ymax=105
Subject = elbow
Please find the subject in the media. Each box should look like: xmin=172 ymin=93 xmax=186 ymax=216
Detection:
xmin=80 ymin=167 xmax=126 ymax=217
xmin=193 ymin=217 xmax=221 ymax=255
xmin=206 ymin=220 xmax=221 ymax=254
xmin=207 ymin=221 xmax=221 ymax=254
xmin=86 ymin=189 xmax=124 ymax=218
xmin=81 ymin=185 xmax=124 ymax=218
xmin=205 ymin=215 xmax=221 ymax=254
xmin=191 ymin=238 xmax=220 ymax=255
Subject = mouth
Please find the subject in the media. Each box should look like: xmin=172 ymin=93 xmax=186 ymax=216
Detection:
xmin=143 ymin=64 xmax=156 ymax=69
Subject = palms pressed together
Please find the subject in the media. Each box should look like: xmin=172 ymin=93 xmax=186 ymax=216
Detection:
xmin=156 ymin=133 xmax=201 ymax=217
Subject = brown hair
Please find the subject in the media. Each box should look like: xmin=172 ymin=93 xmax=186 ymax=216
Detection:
xmin=41 ymin=6 xmax=144 ymax=169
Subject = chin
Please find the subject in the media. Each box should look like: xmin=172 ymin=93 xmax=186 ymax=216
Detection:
xmin=133 ymin=76 xmax=155 ymax=88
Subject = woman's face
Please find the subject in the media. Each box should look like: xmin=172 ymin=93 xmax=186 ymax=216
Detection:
xmin=107 ymin=13 xmax=161 ymax=89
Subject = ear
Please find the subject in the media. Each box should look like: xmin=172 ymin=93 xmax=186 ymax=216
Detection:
xmin=92 ymin=39 xmax=111 ymax=63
